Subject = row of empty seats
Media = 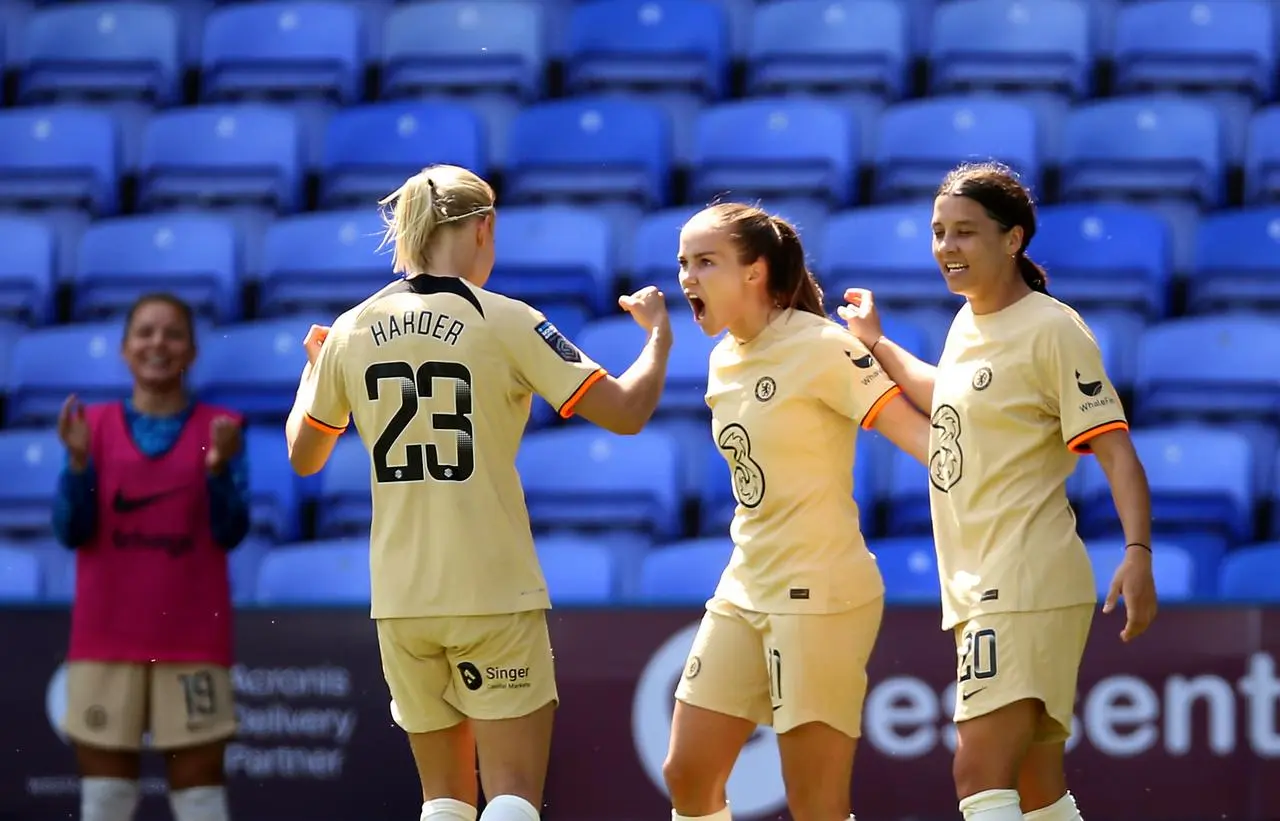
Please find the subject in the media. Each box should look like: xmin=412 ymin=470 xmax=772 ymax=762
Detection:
xmin=2 ymin=535 xmax=1278 ymax=605
xmin=2 ymin=96 xmax=1277 ymax=211
xmin=3 ymin=0 xmax=1280 ymax=93
xmin=4 ymin=203 xmax=1280 ymax=327
xmin=2 ymin=419 xmax=1279 ymax=595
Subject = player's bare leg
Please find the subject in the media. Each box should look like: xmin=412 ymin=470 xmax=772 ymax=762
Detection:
xmin=165 ymin=740 xmax=231 ymax=821
xmin=1017 ymin=742 xmax=1083 ymax=821
xmin=408 ymin=720 xmax=480 ymax=820
xmin=952 ymin=699 xmax=1041 ymax=821
xmin=471 ymin=700 xmax=556 ymax=821
xmin=776 ymin=721 xmax=856 ymax=821
xmin=663 ymin=701 xmax=757 ymax=821
xmin=74 ymin=744 xmax=142 ymax=821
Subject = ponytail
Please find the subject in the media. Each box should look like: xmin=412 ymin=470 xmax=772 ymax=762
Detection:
xmin=1017 ymin=253 xmax=1049 ymax=294
xmin=770 ymin=217 xmax=826 ymax=317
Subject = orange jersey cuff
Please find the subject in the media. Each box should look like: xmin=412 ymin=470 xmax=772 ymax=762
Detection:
xmin=861 ymin=385 xmax=903 ymax=430
xmin=558 ymin=368 xmax=607 ymax=419
xmin=304 ymin=413 xmax=347 ymax=435
xmin=1067 ymin=420 xmax=1128 ymax=454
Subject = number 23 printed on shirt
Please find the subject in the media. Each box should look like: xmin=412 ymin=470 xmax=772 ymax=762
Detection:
xmin=717 ymin=423 xmax=766 ymax=508
xmin=365 ymin=360 xmax=475 ymax=484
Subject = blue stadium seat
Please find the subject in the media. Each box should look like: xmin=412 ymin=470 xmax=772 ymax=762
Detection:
xmin=1192 ymin=208 xmax=1280 ymax=311
xmin=929 ymin=0 xmax=1091 ymax=97
xmin=227 ymin=537 xmax=270 ymax=604
xmin=1218 ymin=543 xmax=1280 ymax=601
xmin=0 ymin=215 xmax=56 ymax=325
xmin=579 ymin=313 xmax=716 ymax=417
xmin=7 ymin=322 xmax=132 ymax=426
xmin=381 ymin=1 xmax=545 ymax=101
xmin=883 ymin=446 xmax=930 ymax=536
xmin=518 ymin=428 xmax=682 ymax=539
xmin=634 ymin=538 xmax=729 ymax=603
xmin=1087 ymin=541 xmax=1194 ymax=602
xmin=201 ymin=1 xmax=364 ymax=103
xmin=631 ymin=206 xmax=701 ymax=300
xmin=320 ymin=101 xmax=485 ymax=209
xmin=690 ymin=99 xmax=856 ymax=206
xmin=870 ymin=536 xmax=940 ymax=603
xmin=18 ymin=2 xmax=180 ymax=104
xmin=0 ymin=323 xmax=22 ymax=391
xmin=243 ymin=427 xmax=300 ymax=542
xmin=1245 ymin=107 xmax=1280 ymax=204
xmin=0 ymin=428 xmax=63 ymax=538
xmin=258 ymin=208 xmax=390 ymax=316
xmin=0 ymin=106 xmax=120 ymax=214
xmin=72 ymin=214 xmax=240 ymax=322
xmin=1060 ymin=97 xmax=1223 ymax=206
xmin=1033 ymin=203 xmax=1172 ymax=318
xmin=535 ymin=535 xmax=618 ymax=603
xmin=1077 ymin=426 xmax=1252 ymax=594
xmin=1135 ymin=316 xmax=1280 ymax=424
xmin=315 ymin=435 xmax=371 ymax=539
xmin=138 ymin=105 xmax=303 ymax=212
xmin=254 ymin=539 xmax=370 ymax=604
xmin=487 ymin=205 xmax=614 ymax=315
xmin=191 ymin=315 xmax=324 ymax=422
xmin=1112 ymin=1 xmax=1274 ymax=102
xmin=747 ymin=0 xmax=908 ymax=100
xmin=874 ymin=97 xmax=1039 ymax=201
xmin=564 ymin=0 xmax=728 ymax=99
xmin=876 ymin=313 xmax=933 ymax=363
xmin=818 ymin=204 xmax=955 ymax=311
xmin=505 ymin=98 xmax=672 ymax=208
xmin=0 ymin=544 xmax=42 ymax=602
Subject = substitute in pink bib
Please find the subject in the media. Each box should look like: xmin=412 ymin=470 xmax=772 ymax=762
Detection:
xmin=52 ymin=294 xmax=250 ymax=821
xmin=68 ymin=400 xmax=237 ymax=666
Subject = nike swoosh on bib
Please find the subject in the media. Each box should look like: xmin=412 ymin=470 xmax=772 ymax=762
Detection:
xmin=112 ymin=488 xmax=182 ymax=514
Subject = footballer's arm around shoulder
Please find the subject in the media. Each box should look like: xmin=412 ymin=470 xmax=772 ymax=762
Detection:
xmin=572 ymin=324 xmax=674 ymax=435
xmin=870 ymin=393 xmax=931 ymax=466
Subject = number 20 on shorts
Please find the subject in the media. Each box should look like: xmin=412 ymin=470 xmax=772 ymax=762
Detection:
xmin=959 ymin=628 xmax=998 ymax=683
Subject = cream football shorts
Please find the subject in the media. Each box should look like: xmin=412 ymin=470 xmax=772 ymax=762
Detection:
xmin=675 ymin=596 xmax=884 ymax=739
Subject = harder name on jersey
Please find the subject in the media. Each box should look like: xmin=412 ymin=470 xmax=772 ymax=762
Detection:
xmin=371 ymin=310 xmax=467 ymax=348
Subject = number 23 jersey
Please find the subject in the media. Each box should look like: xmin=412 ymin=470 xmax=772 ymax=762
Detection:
xmin=707 ymin=311 xmax=902 ymax=615
xmin=928 ymin=292 xmax=1129 ymax=630
xmin=304 ymin=275 xmax=606 ymax=620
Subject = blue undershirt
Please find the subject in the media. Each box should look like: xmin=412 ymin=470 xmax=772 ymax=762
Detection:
xmin=51 ymin=401 xmax=251 ymax=550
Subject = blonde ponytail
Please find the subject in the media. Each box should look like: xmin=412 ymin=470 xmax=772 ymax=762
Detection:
xmin=378 ymin=165 xmax=495 ymax=275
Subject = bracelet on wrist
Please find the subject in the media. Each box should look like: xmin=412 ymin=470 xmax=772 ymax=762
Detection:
xmin=869 ymin=336 xmax=885 ymax=355
xmin=1125 ymin=542 xmax=1152 ymax=554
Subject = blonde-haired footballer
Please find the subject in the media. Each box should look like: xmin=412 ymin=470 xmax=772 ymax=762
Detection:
xmin=663 ymin=202 xmax=933 ymax=821
xmin=285 ymin=164 xmax=674 ymax=821
xmin=841 ymin=162 xmax=1158 ymax=821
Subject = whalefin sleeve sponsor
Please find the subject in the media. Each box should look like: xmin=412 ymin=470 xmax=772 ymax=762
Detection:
xmin=1038 ymin=314 xmax=1128 ymax=453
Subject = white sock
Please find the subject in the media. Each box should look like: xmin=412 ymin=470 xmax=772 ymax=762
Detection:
xmin=80 ymin=777 xmax=140 ymax=821
xmin=422 ymin=798 xmax=478 ymax=821
xmin=478 ymin=795 xmax=540 ymax=821
xmin=960 ymin=789 xmax=1024 ymax=821
xmin=1024 ymin=792 xmax=1082 ymax=821
xmin=673 ymin=805 xmax=732 ymax=821
xmin=168 ymin=786 xmax=229 ymax=821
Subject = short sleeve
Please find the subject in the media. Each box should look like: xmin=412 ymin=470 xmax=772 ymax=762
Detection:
xmin=303 ymin=322 xmax=351 ymax=434
xmin=1040 ymin=316 xmax=1128 ymax=453
xmin=502 ymin=303 xmax=606 ymax=418
xmin=813 ymin=331 xmax=903 ymax=430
